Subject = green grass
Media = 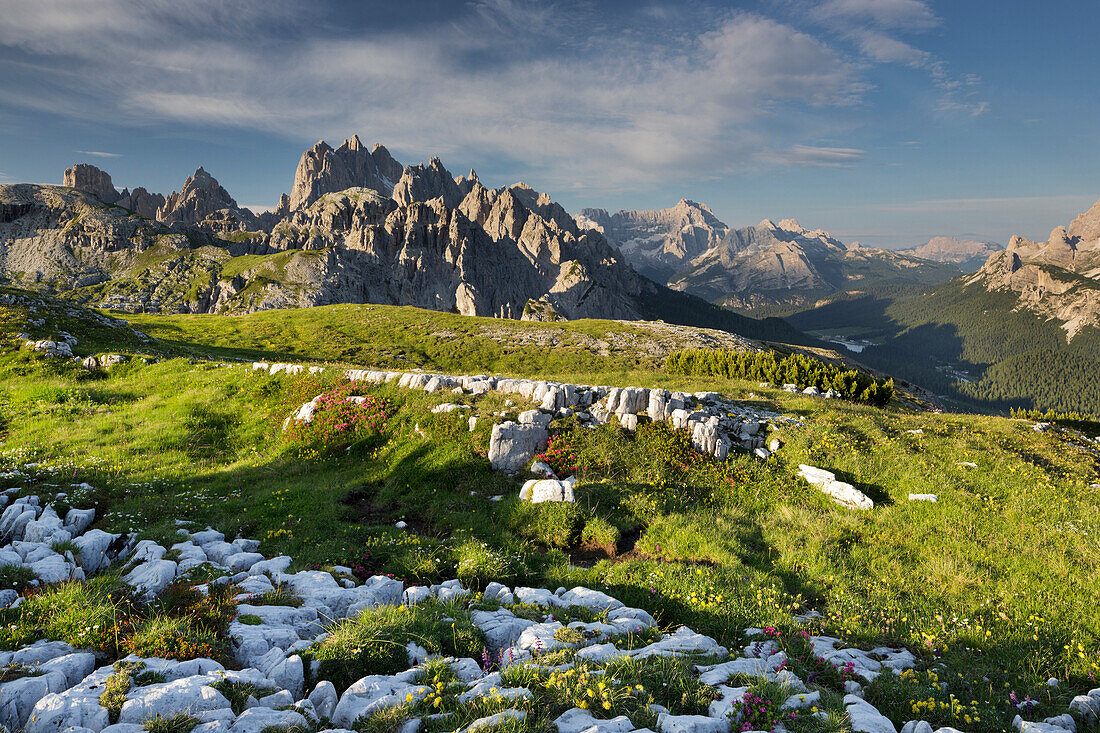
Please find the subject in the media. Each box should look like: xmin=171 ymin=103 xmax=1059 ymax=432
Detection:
xmin=1 ymin=293 xmax=1099 ymax=732
xmin=306 ymin=599 xmax=485 ymax=692
xmin=210 ymin=680 xmax=276 ymax=715
xmin=142 ymin=714 xmax=201 ymax=733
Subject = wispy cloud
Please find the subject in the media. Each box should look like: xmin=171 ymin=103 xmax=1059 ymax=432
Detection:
xmin=760 ymin=144 xmax=866 ymax=167
xmin=807 ymin=0 xmax=988 ymax=117
xmin=811 ymin=0 xmax=940 ymax=31
xmin=75 ymin=149 xmax=121 ymax=158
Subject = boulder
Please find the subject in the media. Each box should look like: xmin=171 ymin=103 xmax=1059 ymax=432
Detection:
xmin=124 ymin=559 xmax=178 ymax=596
xmin=519 ymin=476 xmax=576 ymax=503
xmin=117 ymin=675 xmax=233 ymax=723
xmin=488 ymin=422 xmax=549 ymax=472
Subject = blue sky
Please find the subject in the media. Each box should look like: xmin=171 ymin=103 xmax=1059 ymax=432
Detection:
xmin=0 ymin=0 xmax=1097 ymax=248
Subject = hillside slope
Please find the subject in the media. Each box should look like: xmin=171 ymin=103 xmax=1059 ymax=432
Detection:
xmin=0 ymin=291 xmax=1098 ymax=733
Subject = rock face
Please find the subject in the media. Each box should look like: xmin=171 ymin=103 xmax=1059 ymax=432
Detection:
xmin=62 ymin=164 xmax=166 ymax=219
xmin=589 ymin=202 xmax=960 ymax=312
xmin=578 ymin=199 xmax=728 ymax=282
xmin=62 ymin=164 xmax=119 ymax=204
xmin=966 ymin=196 xmax=1100 ymax=340
xmin=116 ymin=187 xmax=165 ymax=220
xmin=392 ymin=157 xmax=464 ymax=209
xmin=254 ymin=162 xmax=653 ymax=319
xmin=287 ymin=136 xmax=403 ymax=210
xmin=898 ymin=236 xmax=1002 ymax=272
xmin=157 ymin=167 xmax=255 ymax=227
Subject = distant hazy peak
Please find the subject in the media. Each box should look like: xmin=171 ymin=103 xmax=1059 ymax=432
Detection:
xmin=776 ymin=218 xmax=806 ymax=234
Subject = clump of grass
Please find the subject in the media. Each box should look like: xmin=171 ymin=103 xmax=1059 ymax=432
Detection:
xmin=602 ymin=656 xmax=719 ymax=715
xmin=142 ymin=713 xmax=201 ymax=733
xmin=0 ymin=663 xmax=43 ymax=683
xmin=123 ymin=615 xmax=224 ymax=662
xmin=132 ymin=669 xmax=168 ymax=685
xmin=307 ymin=599 xmax=485 ymax=691
xmin=553 ymin=626 xmax=584 ymax=645
xmin=0 ymin=563 xmax=37 ymax=592
xmin=210 ymin=680 xmax=276 ymax=715
xmin=359 ymin=703 xmax=413 ymax=733
xmin=0 ymin=576 xmax=137 ymax=653
xmin=101 ymin=661 xmax=143 ymax=724
xmin=580 ymin=516 xmax=620 ymax=555
xmin=238 ymin=613 xmax=263 ymax=626
xmin=50 ymin=539 xmax=81 ymax=557
xmin=250 ymin=582 xmax=303 ymax=608
xmin=503 ymin=500 xmax=586 ymax=549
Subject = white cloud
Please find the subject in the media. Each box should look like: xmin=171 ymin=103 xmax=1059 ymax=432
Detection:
xmin=75 ymin=150 xmax=122 ymax=158
xmin=0 ymin=1 xmax=872 ymax=191
xmin=853 ymin=30 xmax=929 ymax=66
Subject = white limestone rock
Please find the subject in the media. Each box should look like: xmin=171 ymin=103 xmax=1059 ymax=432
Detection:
xmin=489 ymin=422 xmax=549 ymax=472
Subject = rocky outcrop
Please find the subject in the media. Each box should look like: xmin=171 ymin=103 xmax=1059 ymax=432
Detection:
xmin=392 ymin=157 xmax=463 ymax=208
xmin=0 ymin=184 xmax=177 ymax=289
xmin=258 ymin=167 xmax=651 ymax=319
xmin=62 ymin=164 xmax=119 ymax=204
xmin=967 ymin=196 xmax=1100 ymax=340
xmin=1068 ymin=197 xmax=1100 ymax=244
xmin=157 ymin=167 xmax=255 ymax=227
xmin=897 ymin=236 xmax=1002 ymax=272
xmin=62 ymin=164 xmax=166 ymax=219
xmin=287 ymin=136 xmax=402 ymax=210
xmin=116 ymin=187 xmax=165 ymax=219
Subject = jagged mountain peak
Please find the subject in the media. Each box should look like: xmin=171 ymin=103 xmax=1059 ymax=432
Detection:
xmin=392 ymin=157 xmax=462 ymax=208
xmin=288 ymin=135 xmax=403 ymax=211
xmin=157 ymin=166 xmax=249 ymax=227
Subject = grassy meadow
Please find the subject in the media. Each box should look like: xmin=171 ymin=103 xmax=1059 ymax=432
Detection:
xmin=1 ymin=292 xmax=1100 ymax=732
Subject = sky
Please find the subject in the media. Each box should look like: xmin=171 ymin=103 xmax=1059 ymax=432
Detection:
xmin=0 ymin=0 xmax=1097 ymax=249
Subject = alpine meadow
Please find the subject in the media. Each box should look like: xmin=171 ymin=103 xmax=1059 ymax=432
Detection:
xmin=1 ymin=4 xmax=1099 ymax=733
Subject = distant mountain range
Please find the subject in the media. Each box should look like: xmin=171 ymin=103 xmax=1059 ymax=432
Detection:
xmin=0 ymin=138 xmax=809 ymax=345
xmin=581 ymin=202 xmax=961 ymax=313
xmin=896 ymin=236 xmax=1002 ymax=272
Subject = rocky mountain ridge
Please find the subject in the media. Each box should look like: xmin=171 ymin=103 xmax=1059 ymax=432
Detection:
xmin=63 ymin=163 xmax=165 ymax=220
xmin=967 ymin=197 xmax=1100 ymax=339
xmin=577 ymin=199 xmax=729 ymax=282
xmin=4 ymin=146 xmax=809 ymax=346
xmin=671 ymin=218 xmax=958 ymax=312
xmin=586 ymin=202 xmax=961 ymax=313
